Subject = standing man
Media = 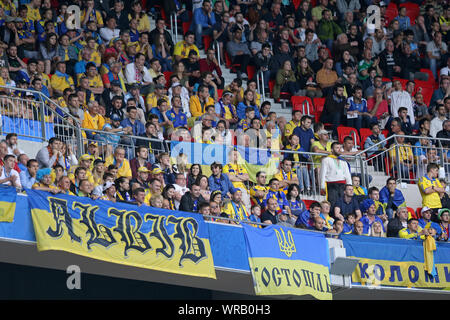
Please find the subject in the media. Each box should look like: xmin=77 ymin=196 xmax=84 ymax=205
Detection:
xmin=418 ymin=163 xmax=446 ymax=222
xmin=319 ymin=142 xmax=352 ymax=206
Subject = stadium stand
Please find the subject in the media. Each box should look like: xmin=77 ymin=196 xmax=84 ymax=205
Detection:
xmin=0 ymin=0 xmax=448 ymax=242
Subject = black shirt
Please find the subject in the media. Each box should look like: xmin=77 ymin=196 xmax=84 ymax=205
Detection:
xmin=261 ymin=210 xmax=278 ymax=226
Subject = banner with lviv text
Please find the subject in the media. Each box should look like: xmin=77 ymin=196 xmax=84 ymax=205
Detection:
xmin=342 ymin=234 xmax=450 ymax=289
xmin=26 ymin=189 xmax=216 ymax=279
xmin=242 ymin=224 xmax=332 ymax=300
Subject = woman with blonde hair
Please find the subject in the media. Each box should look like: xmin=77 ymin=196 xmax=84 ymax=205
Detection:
xmin=128 ymin=0 xmax=151 ymax=33
xmin=0 ymin=67 xmax=15 ymax=88
xmin=369 ymin=221 xmax=386 ymax=237
xmin=150 ymin=194 xmax=164 ymax=208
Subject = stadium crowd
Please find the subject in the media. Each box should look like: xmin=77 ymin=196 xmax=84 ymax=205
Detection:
xmin=0 ymin=0 xmax=449 ymax=240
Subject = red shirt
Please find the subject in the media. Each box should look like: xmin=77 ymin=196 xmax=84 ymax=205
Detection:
xmin=367 ymin=98 xmax=389 ymax=119
xmin=199 ymin=58 xmax=222 ymax=77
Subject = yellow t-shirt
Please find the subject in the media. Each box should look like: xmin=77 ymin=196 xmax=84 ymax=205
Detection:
xmin=311 ymin=141 xmax=332 ymax=166
xmin=81 ymin=9 xmax=104 ymax=26
xmin=223 ymin=163 xmax=248 ymax=190
xmin=146 ymin=93 xmax=170 ymax=110
xmin=284 ymin=120 xmax=301 ymax=138
xmin=104 ymin=155 xmax=132 ymax=178
xmin=26 ymin=4 xmax=41 ymax=22
xmin=250 ymin=185 xmax=269 ymax=207
xmin=128 ymin=13 xmax=151 ymax=32
xmin=50 ymin=73 xmax=74 ymax=93
xmin=82 ymin=111 xmax=105 ymax=132
xmin=173 ymin=40 xmax=199 ymax=60
xmin=418 ymin=176 xmax=443 ymax=209
xmin=274 ymin=169 xmax=298 ymax=194
xmin=88 ymin=74 xmax=103 ymax=89
xmin=67 ymin=166 xmax=95 ymax=184
xmin=223 ymin=201 xmax=249 ymax=221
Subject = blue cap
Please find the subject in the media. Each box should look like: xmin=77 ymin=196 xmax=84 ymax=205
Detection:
xmin=110 ymin=113 xmax=121 ymax=122
xmin=360 ymin=198 xmax=375 ymax=213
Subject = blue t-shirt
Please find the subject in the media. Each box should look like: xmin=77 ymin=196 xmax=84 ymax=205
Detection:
xmin=347 ymin=96 xmax=368 ymax=113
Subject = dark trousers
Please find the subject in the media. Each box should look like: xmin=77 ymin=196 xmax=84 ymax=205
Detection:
xmin=233 ymin=54 xmax=250 ymax=73
xmin=320 ymin=111 xmax=342 ymax=138
xmin=327 ymin=182 xmax=346 ymax=208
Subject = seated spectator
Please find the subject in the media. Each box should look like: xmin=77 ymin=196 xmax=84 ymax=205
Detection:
xmin=274 ymin=158 xmax=299 ymax=195
xmin=427 ymin=31 xmax=447 ymax=79
xmin=226 ymin=29 xmax=251 ymax=79
xmin=379 ymin=177 xmax=407 ymax=219
xmin=360 ymin=198 xmax=385 ymax=235
xmin=263 ymin=178 xmax=290 ymax=214
xmin=222 ymin=189 xmax=250 ymax=222
xmin=342 ymin=212 xmax=356 ymax=233
xmin=316 ymin=58 xmax=338 ymax=97
xmin=214 ymin=91 xmax=238 ymax=128
xmin=153 ymin=152 xmax=175 ymax=186
xmin=430 ymin=103 xmax=449 ymax=138
xmin=104 ymin=146 xmax=132 ymax=179
xmin=333 ymin=184 xmax=362 ymax=221
xmin=399 ymin=218 xmax=428 ymax=240
xmin=352 ymin=220 xmax=366 ymax=236
xmin=248 ymin=204 xmax=262 ymax=225
xmin=174 ymin=31 xmax=199 ymax=63
xmin=277 ymin=210 xmax=295 ymax=228
xmin=199 ymin=48 xmax=224 ymax=90
xmin=295 ymin=201 xmax=322 ymax=229
xmin=50 ymin=61 xmax=74 ymax=96
xmin=388 ymin=133 xmax=414 ymax=180
xmin=189 ymin=84 xmax=215 ymax=118
xmin=193 ymin=0 xmax=216 ymax=50
xmin=419 ymin=206 xmax=443 ymax=236
xmin=124 ymin=53 xmax=152 ymax=91
xmin=115 ymin=176 xmax=132 ymax=203
xmin=236 ymin=89 xmax=259 ymax=121
xmin=223 ymin=149 xmax=250 ymax=210
xmin=32 ymin=168 xmax=60 ymax=194
xmin=259 ymin=197 xmax=279 ymax=226
xmin=250 ymin=171 xmax=269 ymax=209
xmin=272 ymin=60 xmax=299 ymax=101
xmin=346 ymin=85 xmax=376 ymax=130
xmin=317 ymin=9 xmax=342 ymax=49
xmin=394 ymin=6 xmax=411 ymax=31
xmin=208 ymin=162 xmax=236 ymax=199
xmin=438 ymin=208 xmax=450 ymax=241
xmin=179 ymin=182 xmax=206 ymax=213
xmin=0 ymin=154 xmax=21 ymax=189
xmin=20 ymin=159 xmax=38 ymax=189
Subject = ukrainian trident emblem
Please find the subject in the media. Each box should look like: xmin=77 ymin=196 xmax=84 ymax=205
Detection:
xmin=275 ymin=228 xmax=296 ymax=258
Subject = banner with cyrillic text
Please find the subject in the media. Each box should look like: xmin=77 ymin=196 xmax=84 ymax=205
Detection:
xmin=26 ymin=189 xmax=216 ymax=279
xmin=342 ymin=234 xmax=450 ymax=288
xmin=242 ymin=224 xmax=332 ymax=299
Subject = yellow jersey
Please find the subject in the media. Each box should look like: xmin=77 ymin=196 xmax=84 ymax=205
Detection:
xmin=223 ymin=163 xmax=248 ymax=190
xmin=418 ymin=175 xmax=443 ymax=209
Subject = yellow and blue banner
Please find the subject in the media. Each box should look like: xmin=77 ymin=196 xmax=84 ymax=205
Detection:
xmin=0 ymin=186 xmax=17 ymax=222
xmin=170 ymin=141 xmax=281 ymax=182
xmin=26 ymin=189 xmax=216 ymax=279
xmin=342 ymin=234 xmax=450 ymax=289
xmin=242 ymin=224 xmax=332 ymax=299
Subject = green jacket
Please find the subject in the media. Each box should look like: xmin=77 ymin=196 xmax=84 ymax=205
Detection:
xmin=273 ymin=69 xmax=296 ymax=100
xmin=318 ymin=20 xmax=342 ymax=41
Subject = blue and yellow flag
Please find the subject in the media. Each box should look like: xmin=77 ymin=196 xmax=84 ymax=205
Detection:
xmin=242 ymin=224 xmax=332 ymax=299
xmin=170 ymin=141 xmax=281 ymax=182
xmin=26 ymin=189 xmax=216 ymax=279
xmin=342 ymin=234 xmax=450 ymax=289
xmin=0 ymin=186 xmax=17 ymax=222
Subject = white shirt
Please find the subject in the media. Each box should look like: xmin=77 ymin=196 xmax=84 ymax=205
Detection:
xmin=173 ymin=183 xmax=189 ymax=209
xmin=7 ymin=144 xmax=24 ymax=156
xmin=389 ymin=90 xmax=415 ymax=125
xmin=124 ymin=63 xmax=152 ymax=85
xmin=99 ymin=27 xmax=120 ymax=43
xmin=0 ymin=167 xmax=21 ymax=189
xmin=430 ymin=116 xmax=447 ymax=138
xmin=319 ymin=156 xmax=352 ymax=190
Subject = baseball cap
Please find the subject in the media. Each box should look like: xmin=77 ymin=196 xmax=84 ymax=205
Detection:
xmin=110 ymin=113 xmax=121 ymax=122
xmin=89 ymin=141 xmax=98 ymax=146
xmin=421 ymin=206 xmax=432 ymax=214
xmin=171 ymin=82 xmax=182 ymax=88
xmin=152 ymin=167 xmax=163 ymax=175
xmin=154 ymin=84 xmax=165 ymax=90
xmin=130 ymin=83 xmax=141 ymax=90
xmin=317 ymin=129 xmax=329 ymax=135
xmin=111 ymin=80 xmax=121 ymax=87
xmin=379 ymin=1 xmax=387 ymax=6
xmin=80 ymin=154 xmax=93 ymax=161
xmin=103 ymin=181 xmax=115 ymax=192
xmin=138 ymin=166 xmax=151 ymax=173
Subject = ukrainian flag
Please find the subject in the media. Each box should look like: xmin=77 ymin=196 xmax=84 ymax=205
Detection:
xmin=0 ymin=186 xmax=17 ymax=222
xmin=169 ymin=141 xmax=281 ymax=182
xmin=242 ymin=224 xmax=332 ymax=299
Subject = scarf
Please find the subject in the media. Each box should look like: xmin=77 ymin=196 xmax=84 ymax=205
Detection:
xmin=47 ymin=146 xmax=60 ymax=168
xmin=55 ymin=70 xmax=70 ymax=83
xmin=219 ymin=99 xmax=237 ymax=119
xmin=423 ymin=235 xmax=437 ymax=277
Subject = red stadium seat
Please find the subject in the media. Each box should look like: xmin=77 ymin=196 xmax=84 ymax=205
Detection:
xmin=217 ymin=89 xmax=223 ymax=99
xmin=313 ymin=97 xmax=325 ymax=120
xmin=418 ymin=87 xmax=434 ymax=106
xmin=224 ymin=52 xmax=241 ymax=73
xmin=246 ymin=65 xmax=256 ymax=80
xmin=393 ymin=77 xmax=408 ymax=89
xmin=337 ymin=126 xmax=361 ymax=147
xmin=182 ymin=21 xmax=191 ymax=35
xmin=291 ymin=96 xmax=314 ymax=115
xmin=163 ymin=71 xmax=172 ymax=87
xmin=419 ymin=68 xmax=437 ymax=88
xmin=304 ymin=199 xmax=314 ymax=210
xmin=202 ymin=35 xmax=212 ymax=50
xmin=385 ymin=4 xmax=398 ymax=25
xmin=359 ymin=128 xmax=372 ymax=149
xmin=268 ymin=79 xmax=275 ymax=97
